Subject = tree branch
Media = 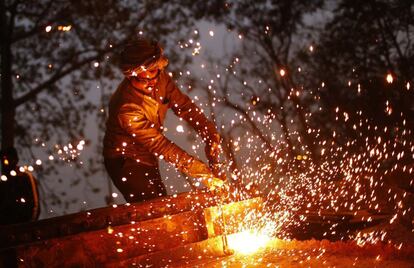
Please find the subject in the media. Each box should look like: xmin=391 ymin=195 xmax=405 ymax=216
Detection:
xmin=14 ymin=46 xmax=115 ymax=107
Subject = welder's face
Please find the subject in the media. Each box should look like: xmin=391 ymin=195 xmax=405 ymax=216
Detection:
xmin=134 ymin=68 xmax=161 ymax=90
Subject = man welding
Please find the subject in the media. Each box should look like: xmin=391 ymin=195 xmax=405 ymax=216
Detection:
xmin=103 ymin=38 xmax=225 ymax=203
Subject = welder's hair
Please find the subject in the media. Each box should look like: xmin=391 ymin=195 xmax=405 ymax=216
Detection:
xmin=120 ymin=38 xmax=168 ymax=76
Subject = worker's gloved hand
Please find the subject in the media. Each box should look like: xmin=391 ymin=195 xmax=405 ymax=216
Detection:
xmin=184 ymin=158 xmax=227 ymax=194
xmin=205 ymin=133 xmax=222 ymax=167
xmin=204 ymin=177 xmax=226 ymax=192
xmin=210 ymin=179 xmax=231 ymax=200
xmin=185 ymin=158 xmax=214 ymax=178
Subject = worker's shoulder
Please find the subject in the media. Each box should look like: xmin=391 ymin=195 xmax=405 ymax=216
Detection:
xmin=111 ymin=79 xmax=145 ymax=106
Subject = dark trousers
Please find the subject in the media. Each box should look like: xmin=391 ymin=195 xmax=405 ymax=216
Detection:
xmin=104 ymin=157 xmax=167 ymax=203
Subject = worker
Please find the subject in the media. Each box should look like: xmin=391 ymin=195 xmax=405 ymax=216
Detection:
xmin=103 ymin=37 xmax=225 ymax=203
xmin=0 ymin=147 xmax=40 ymax=225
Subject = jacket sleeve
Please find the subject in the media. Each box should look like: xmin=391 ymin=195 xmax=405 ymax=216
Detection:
xmin=166 ymin=75 xmax=219 ymax=142
xmin=118 ymin=103 xmax=212 ymax=179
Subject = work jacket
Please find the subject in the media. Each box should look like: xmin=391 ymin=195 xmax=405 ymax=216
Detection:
xmin=103 ymin=71 xmax=218 ymax=178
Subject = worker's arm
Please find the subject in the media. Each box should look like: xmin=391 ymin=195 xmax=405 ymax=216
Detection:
xmin=165 ymin=75 xmax=223 ymax=168
xmin=118 ymin=103 xmax=213 ymax=180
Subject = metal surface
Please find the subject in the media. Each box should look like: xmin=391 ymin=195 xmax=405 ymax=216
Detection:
xmin=0 ymin=191 xmax=263 ymax=267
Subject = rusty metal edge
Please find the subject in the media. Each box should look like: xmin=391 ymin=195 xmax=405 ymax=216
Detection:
xmin=0 ymin=191 xmax=216 ymax=249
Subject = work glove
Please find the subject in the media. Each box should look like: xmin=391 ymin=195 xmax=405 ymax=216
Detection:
xmin=185 ymin=158 xmax=224 ymax=191
xmin=204 ymin=177 xmax=226 ymax=192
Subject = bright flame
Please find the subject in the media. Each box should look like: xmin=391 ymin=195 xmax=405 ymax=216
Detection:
xmin=227 ymin=230 xmax=271 ymax=254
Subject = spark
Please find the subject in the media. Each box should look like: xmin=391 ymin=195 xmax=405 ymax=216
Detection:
xmin=30 ymin=23 xmax=414 ymax=265
xmin=52 ymin=139 xmax=86 ymax=162
xmin=57 ymin=25 xmax=72 ymax=31
xmin=386 ymin=73 xmax=393 ymax=83
xmin=227 ymin=230 xmax=271 ymax=254
xmin=176 ymin=125 xmax=184 ymax=133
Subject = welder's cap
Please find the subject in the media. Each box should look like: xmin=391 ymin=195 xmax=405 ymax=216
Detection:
xmin=120 ymin=38 xmax=169 ymax=77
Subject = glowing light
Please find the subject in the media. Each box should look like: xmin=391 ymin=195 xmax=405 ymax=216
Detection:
xmin=176 ymin=125 xmax=184 ymax=133
xmin=36 ymin=159 xmax=42 ymax=165
xmin=209 ymin=30 xmax=214 ymax=37
xmin=192 ymin=42 xmax=202 ymax=55
xmin=279 ymin=69 xmax=286 ymax=76
xmin=227 ymin=230 xmax=271 ymax=254
xmin=45 ymin=25 xmax=52 ymax=32
xmin=386 ymin=73 xmax=393 ymax=83
xmin=1 ymin=175 xmax=7 ymax=181
xmin=57 ymin=25 xmax=72 ymax=31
